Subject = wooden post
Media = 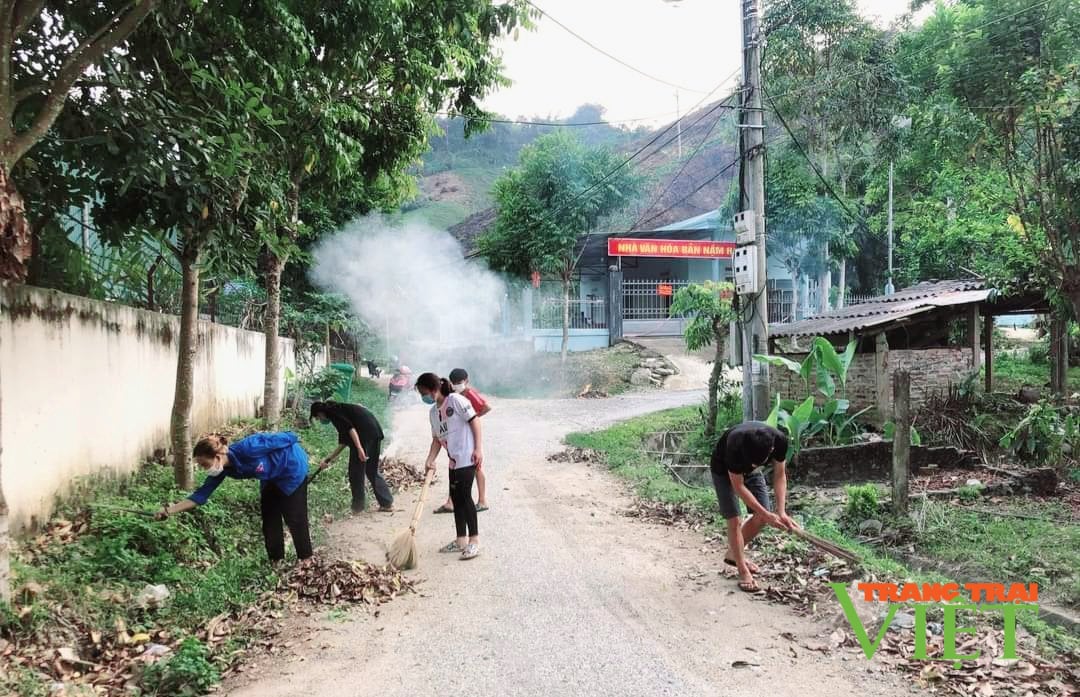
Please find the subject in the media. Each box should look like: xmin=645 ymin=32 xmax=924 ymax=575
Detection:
xmin=1050 ymin=316 xmax=1067 ymax=396
xmin=874 ymin=333 xmax=891 ymax=423
xmin=968 ymin=305 xmax=981 ymax=370
xmin=984 ymin=315 xmax=994 ymax=393
xmin=607 ymin=267 xmax=623 ymax=347
xmin=892 ymin=369 xmax=911 ymax=515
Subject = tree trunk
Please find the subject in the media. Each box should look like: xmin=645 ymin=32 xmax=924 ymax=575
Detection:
xmin=0 ymin=165 xmax=30 ymax=282
xmin=560 ymin=276 xmax=570 ymax=364
xmin=0 ymin=315 xmax=9 ymax=603
xmin=263 ymin=249 xmax=284 ymax=427
xmin=818 ymin=249 xmax=831 ymax=314
xmin=705 ymin=320 xmax=726 ymax=438
xmin=147 ymin=254 xmax=162 ymax=311
xmin=837 ymin=258 xmax=846 ymax=309
xmin=170 ymin=240 xmax=200 ymax=490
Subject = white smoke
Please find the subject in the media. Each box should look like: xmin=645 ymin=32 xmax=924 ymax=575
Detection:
xmin=310 ymin=216 xmax=518 ymax=375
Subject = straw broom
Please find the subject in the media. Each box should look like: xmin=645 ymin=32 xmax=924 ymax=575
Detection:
xmin=387 ymin=467 xmax=436 ymax=570
xmin=790 ymin=527 xmax=860 ymax=564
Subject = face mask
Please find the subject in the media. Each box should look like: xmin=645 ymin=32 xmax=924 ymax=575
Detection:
xmin=206 ymin=463 xmax=225 ymax=477
xmin=421 ymin=394 xmax=436 ymax=405
xmin=452 ymin=382 xmax=466 ymax=394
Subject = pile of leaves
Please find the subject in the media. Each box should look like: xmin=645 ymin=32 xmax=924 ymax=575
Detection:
xmin=547 ymin=447 xmax=605 ymax=465
xmin=623 ymin=499 xmax=709 ymax=532
xmin=279 ymin=558 xmax=412 ymax=606
xmin=380 ymin=458 xmax=428 ymax=491
xmin=803 ymin=623 xmax=1080 ymax=696
xmin=748 ymin=543 xmax=859 ymax=615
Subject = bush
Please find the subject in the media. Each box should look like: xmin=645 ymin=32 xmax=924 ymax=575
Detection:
xmin=844 ymin=484 xmax=880 ymax=522
xmin=303 ymin=367 xmax=346 ymax=401
xmin=141 ymin=638 xmax=219 ymax=697
xmin=1027 ymin=340 xmax=1049 ymax=364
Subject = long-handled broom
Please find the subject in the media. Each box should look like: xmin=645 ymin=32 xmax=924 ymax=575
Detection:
xmin=387 ymin=467 xmax=436 ymax=570
xmin=790 ymin=527 xmax=860 ymax=564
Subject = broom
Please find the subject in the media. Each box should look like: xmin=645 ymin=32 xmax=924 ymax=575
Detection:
xmin=790 ymin=526 xmax=860 ymax=564
xmin=387 ymin=466 xmax=436 ymax=570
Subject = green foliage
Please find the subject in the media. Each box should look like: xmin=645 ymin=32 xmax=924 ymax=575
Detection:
xmin=843 ymin=484 xmax=880 ymax=522
xmin=1027 ymin=341 xmax=1050 ymax=365
xmin=1000 ymin=401 xmax=1079 ymax=465
xmin=882 ymin=420 xmax=923 ymax=446
xmin=758 ymin=337 xmax=866 ymax=455
xmin=956 ymin=484 xmax=982 ymax=502
xmin=141 ymin=638 xmax=219 ymax=697
xmin=303 ymin=367 xmax=348 ymax=402
xmin=669 ymin=281 xmax=736 ymax=351
xmin=480 ymin=131 xmax=643 ymax=281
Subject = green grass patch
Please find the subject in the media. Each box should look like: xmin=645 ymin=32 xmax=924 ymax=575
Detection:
xmin=987 ymin=352 xmax=1080 ymax=394
xmin=2 ymin=378 xmax=389 ymax=695
xmin=912 ymin=499 xmax=1080 ymax=610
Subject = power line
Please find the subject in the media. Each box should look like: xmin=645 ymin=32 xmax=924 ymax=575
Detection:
xmin=627 ymin=108 xmax=728 ymax=231
xmin=523 ymin=0 xmax=713 ymax=95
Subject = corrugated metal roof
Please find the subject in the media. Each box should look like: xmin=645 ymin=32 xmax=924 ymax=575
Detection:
xmin=769 ymin=280 xmax=992 ymax=339
xmin=652 ymin=209 xmax=725 ymax=233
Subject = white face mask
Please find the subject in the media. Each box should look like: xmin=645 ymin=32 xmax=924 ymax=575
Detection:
xmin=452 ymin=382 xmax=467 ymax=394
xmin=205 ymin=462 xmax=225 ymax=477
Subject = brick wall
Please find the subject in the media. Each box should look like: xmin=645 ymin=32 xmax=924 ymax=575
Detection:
xmin=768 ymin=347 xmax=974 ymax=416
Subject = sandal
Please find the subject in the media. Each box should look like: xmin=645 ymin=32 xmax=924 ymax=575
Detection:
xmin=439 ymin=541 xmax=463 ymax=553
xmin=433 ymin=505 xmax=453 ymax=514
xmin=460 ymin=543 xmax=480 ymax=560
xmin=475 ymin=504 xmax=489 ymax=513
xmin=738 ymin=580 xmax=763 ymax=594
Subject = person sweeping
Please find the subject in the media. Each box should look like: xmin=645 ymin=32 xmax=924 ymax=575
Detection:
xmin=416 ymin=372 xmax=483 ymax=560
xmin=310 ymin=400 xmax=393 ymax=513
xmin=155 ymin=432 xmax=313 ymax=563
xmin=710 ymin=421 xmax=798 ymax=592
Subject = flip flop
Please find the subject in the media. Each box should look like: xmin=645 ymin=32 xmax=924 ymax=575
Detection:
xmin=433 ymin=505 xmax=453 ymax=514
xmin=738 ymin=580 xmax=763 ymax=594
xmin=476 ymin=505 xmax=489 ymax=513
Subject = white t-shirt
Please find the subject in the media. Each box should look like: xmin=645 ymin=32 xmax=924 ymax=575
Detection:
xmin=429 ymin=393 xmax=477 ymax=469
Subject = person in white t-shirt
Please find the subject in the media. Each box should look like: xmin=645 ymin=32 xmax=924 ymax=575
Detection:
xmin=416 ymin=372 xmax=484 ymax=560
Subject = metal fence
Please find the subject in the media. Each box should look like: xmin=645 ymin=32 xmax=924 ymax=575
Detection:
xmin=622 ymin=279 xmax=691 ymax=320
xmin=534 ymin=298 xmax=608 ymax=330
xmin=767 ymin=288 xmax=794 ymax=324
xmin=846 ymin=293 xmax=876 ymax=306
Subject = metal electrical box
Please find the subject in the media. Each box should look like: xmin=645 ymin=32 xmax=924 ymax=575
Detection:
xmin=733 ymin=210 xmax=757 ymax=245
xmin=733 ymin=245 xmax=758 ymax=295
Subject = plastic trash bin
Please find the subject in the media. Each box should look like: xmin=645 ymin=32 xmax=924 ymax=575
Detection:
xmin=329 ymin=363 xmax=355 ymax=401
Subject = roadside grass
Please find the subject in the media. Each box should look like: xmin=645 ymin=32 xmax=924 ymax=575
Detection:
xmin=1 ymin=377 xmax=388 ymax=696
xmin=568 ymin=407 xmax=1080 ymax=654
xmin=988 ymin=352 xmax=1080 ymax=394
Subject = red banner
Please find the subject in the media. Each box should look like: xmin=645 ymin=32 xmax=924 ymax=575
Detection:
xmin=607 ymin=237 xmax=735 ymax=259
xmin=657 ymin=283 xmax=673 ymax=297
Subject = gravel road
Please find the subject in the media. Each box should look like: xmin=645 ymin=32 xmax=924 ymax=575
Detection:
xmin=225 ymin=388 xmax=912 ymax=697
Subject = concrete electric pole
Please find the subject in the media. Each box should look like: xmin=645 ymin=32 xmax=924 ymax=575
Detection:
xmin=735 ymin=0 xmax=770 ymax=421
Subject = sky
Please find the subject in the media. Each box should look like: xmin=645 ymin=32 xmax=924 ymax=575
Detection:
xmin=481 ymin=0 xmax=923 ymax=125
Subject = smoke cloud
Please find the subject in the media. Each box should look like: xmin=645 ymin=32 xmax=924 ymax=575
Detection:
xmin=310 ymin=216 xmax=523 ymax=379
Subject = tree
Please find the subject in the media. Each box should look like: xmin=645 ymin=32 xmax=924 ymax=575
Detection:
xmin=240 ymin=0 xmax=529 ymax=427
xmin=900 ymin=0 xmax=1079 ymax=316
xmin=0 ymin=0 xmax=158 ymax=281
xmin=669 ymin=281 xmax=736 ymax=438
xmin=478 ymin=131 xmax=642 ymax=361
xmin=90 ymin=3 xmax=277 ymax=488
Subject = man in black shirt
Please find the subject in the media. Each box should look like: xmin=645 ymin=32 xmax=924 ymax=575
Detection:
xmin=711 ymin=421 xmax=798 ymax=592
xmin=311 ymin=401 xmax=394 ymax=513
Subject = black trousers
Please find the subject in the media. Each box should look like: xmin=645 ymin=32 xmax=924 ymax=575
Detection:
xmin=449 ymin=466 xmax=478 ymax=538
xmin=260 ymin=481 xmax=313 ymax=561
xmin=348 ymin=438 xmax=393 ymax=512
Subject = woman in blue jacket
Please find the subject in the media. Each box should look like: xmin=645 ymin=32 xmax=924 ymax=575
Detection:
xmin=155 ymin=432 xmax=313 ymax=561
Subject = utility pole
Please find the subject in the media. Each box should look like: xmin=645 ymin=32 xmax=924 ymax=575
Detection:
xmin=738 ymin=0 xmax=769 ymax=421
xmin=885 ymin=160 xmax=895 ymax=295
xmin=675 ymin=90 xmax=683 ymax=158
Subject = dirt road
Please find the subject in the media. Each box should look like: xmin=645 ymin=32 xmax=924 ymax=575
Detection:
xmin=227 ymin=389 xmax=909 ymax=697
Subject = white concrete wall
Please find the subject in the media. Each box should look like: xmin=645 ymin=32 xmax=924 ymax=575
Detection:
xmin=1 ymin=285 xmax=295 ymax=530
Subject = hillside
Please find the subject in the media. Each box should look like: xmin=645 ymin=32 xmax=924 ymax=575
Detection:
xmin=398 ymin=100 xmax=739 ymax=248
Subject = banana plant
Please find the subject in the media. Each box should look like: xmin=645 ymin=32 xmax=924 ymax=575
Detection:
xmin=759 ymin=337 xmax=867 ymax=451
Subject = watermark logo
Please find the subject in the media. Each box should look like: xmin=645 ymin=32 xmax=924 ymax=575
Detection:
xmin=831 ymin=582 xmax=1038 ymax=665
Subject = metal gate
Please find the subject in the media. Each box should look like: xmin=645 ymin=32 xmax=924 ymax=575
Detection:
xmin=621 ymin=278 xmax=690 ymax=337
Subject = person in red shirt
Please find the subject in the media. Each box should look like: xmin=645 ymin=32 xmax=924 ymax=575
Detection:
xmin=433 ymin=368 xmax=492 ymax=514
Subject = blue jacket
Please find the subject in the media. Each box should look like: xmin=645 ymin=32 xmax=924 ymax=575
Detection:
xmin=187 ymin=432 xmax=309 ymax=505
